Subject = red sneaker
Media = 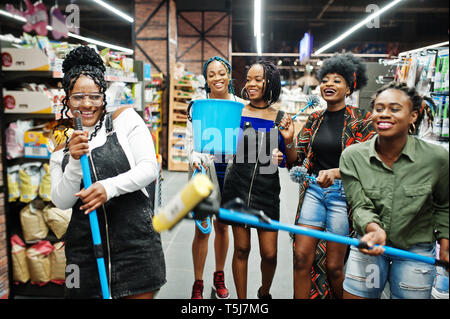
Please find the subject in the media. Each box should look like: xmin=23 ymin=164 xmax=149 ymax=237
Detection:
xmin=213 ymin=271 xmax=229 ymax=299
xmin=191 ymin=280 xmax=204 ymax=299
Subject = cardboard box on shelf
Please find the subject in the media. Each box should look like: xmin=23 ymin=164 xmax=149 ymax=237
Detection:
xmin=24 ymin=128 xmax=54 ymax=159
xmin=2 ymin=48 xmax=50 ymax=71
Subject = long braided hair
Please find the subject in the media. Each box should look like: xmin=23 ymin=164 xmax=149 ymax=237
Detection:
xmin=59 ymin=46 xmax=108 ymax=150
xmin=241 ymin=60 xmax=281 ymax=105
xmin=370 ymin=81 xmax=435 ymax=135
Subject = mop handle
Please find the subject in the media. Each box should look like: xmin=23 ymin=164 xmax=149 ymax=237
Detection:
xmin=73 ymin=112 xmax=111 ymax=299
xmin=218 ymin=208 xmax=449 ymax=268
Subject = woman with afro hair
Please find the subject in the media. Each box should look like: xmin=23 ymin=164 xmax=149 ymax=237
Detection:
xmin=340 ymin=82 xmax=448 ymax=299
xmin=276 ymin=53 xmax=376 ymax=299
xmin=50 ymin=46 xmax=166 ymax=299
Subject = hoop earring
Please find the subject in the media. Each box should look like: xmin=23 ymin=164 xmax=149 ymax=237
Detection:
xmin=409 ymin=123 xmax=416 ymax=134
xmin=241 ymin=87 xmax=249 ymax=100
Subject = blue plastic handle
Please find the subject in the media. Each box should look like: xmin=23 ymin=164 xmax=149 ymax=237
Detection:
xmin=74 ymin=112 xmax=111 ymax=299
xmin=192 ymin=165 xmax=212 ymax=234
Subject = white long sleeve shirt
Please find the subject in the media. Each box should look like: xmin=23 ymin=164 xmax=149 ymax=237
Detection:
xmin=50 ymin=108 xmax=158 ymax=210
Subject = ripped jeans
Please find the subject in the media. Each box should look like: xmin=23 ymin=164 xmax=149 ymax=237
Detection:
xmin=343 ymin=241 xmax=436 ymax=299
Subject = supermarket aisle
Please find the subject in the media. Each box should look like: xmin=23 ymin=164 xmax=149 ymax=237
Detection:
xmin=156 ymin=168 xmax=299 ymax=299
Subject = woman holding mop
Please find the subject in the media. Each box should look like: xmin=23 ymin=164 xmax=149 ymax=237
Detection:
xmin=340 ymin=82 xmax=448 ymax=299
xmin=50 ymin=46 xmax=166 ymax=298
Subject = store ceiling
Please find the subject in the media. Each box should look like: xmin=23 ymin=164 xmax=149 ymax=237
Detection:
xmin=0 ymin=0 xmax=448 ymax=55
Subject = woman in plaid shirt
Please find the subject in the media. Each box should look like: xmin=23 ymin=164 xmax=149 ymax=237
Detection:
xmin=275 ymin=53 xmax=375 ymax=299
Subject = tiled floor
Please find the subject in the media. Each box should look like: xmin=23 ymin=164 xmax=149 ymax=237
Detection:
xmin=156 ymin=168 xmax=300 ymax=299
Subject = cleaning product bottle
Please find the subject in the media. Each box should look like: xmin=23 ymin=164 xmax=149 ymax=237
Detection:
xmin=432 ymin=95 xmax=443 ymax=140
xmin=441 ymin=96 xmax=449 ymax=141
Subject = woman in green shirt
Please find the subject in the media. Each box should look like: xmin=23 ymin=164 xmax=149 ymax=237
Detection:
xmin=340 ymin=82 xmax=449 ymax=299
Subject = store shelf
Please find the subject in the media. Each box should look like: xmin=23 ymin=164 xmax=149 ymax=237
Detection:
xmin=167 ymin=75 xmax=194 ymax=171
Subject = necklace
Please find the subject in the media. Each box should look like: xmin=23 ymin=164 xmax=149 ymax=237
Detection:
xmin=249 ymin=102 xmax=270 ymax=109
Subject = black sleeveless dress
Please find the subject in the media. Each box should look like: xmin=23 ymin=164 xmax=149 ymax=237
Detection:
xmin=221 ymin=111 xmax=286 ymax=227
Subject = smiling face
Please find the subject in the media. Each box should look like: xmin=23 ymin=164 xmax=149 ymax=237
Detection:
xmin=320 ymin=73 xmax=350 ymax=105
xmin=206 ymin=60 xmax=230 ymax=96
xmin=372 ymin=89 xmax=418 ymax=138
xmin=68 ymin=75 xmax=104 ymax=127
xmin=245 ymin=64 xmax=265 ymax=101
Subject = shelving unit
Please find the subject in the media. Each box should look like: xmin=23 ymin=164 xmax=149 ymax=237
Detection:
xmin=143 ymin=73 xmax=165 ymax=155
xmin=167 ymin=76 xmax=194 ymax=171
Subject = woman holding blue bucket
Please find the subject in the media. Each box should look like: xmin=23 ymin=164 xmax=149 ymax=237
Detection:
xmin=340 ymin=82 xmax=448 ymax=299
xmin=221 ymin=60 xmax=290 ymax=299
xmin=186 ymin=56 xmax=246 ymax=299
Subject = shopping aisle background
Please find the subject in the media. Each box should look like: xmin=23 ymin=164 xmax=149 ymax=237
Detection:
xmin=156 ymin=168 xmax=299 ymax=299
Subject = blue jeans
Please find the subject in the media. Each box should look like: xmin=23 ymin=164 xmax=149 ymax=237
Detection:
xmin=344 ymin=242 xmax=436 ymax=299
xmin=297 ymin=178 xmax=349 ymax=236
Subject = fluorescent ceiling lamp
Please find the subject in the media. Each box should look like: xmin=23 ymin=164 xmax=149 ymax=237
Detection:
xmin=91 ymin=0 xmax=134 ymax=23
xmin=254 ymin=0 xmax=262 ymax=56
xmin=0 ymin=9 xmax=133 ymax=54
xmin=315 ymin=0 xmax=404 ymax=54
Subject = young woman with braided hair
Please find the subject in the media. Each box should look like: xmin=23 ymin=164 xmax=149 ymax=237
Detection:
xmin=186 ymin=56 xmax=246 ymax=299
xmin=340 ymin=82 xmax=448 ymax=299
xmin=277 ymin=53 xmax=376 ymax=299
xmin=221 ymin=60 xmax=290 ymax=299
xmin=50 ymin=46 xmax=166 ymax=299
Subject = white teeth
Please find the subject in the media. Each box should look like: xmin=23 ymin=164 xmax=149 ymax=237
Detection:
xmin=378 ymin=122 xmax=393 ymax=129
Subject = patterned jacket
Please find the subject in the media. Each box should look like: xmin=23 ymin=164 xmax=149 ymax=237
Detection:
xmin=290 ymin=105 xmax=376 ymax=299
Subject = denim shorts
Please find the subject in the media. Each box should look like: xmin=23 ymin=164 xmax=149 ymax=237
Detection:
xmin=297 ymin=177 xmax=349 ymax=236
xmin=343 ymin=242 xmax=436 ymax=299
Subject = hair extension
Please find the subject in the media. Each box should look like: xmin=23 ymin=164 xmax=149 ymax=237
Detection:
xmin=369 ymin=81 xmax=435 ymax=134
xmin=203 ymin=56 xmax=235 ymax=96
xmin=318 ymin=53 xmax=368 ymax=94
xmin=243 ymin=60 xmax=281 ymax=105
xmin=58 ymin=46 xmax=108 ymax=150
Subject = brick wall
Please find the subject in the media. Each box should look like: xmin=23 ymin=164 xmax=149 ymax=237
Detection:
xmin=177 ymin=11 xmax=232 ymax=75
xmin=134 ymin=0 xmax=177 ymax=167
xmin=0 ymin=129 xmax=9 ymax=299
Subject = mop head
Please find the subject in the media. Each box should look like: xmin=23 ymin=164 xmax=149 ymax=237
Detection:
xmin=305 ymin=95 xmax=321 ymax=110
xmin=289 ymin=166 xmax=309 ymax=184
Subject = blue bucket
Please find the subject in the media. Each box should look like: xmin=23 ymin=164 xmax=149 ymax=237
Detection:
xmin=190 ymin=99 xmax=244 ymax=155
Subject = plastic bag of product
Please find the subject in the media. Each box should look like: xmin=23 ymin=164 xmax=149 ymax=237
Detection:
xmin=7 ymin=165 xmax=20 ymax=202
xmin=11 ymin=235 xmax=30 ymax=284
xmin=5 ymin=120 xmax=34 ymax=159
xmin=39 ymin=163 xmax=51 ymax=201
xmin=19 ymin=162 xmax=42 ymax=203
xmin=20 ymin=199 xmax=49 ymax=243
xmin=43 ymin=204 xmax=72 ymax=239
xmin=26 ymin=240 xmax=54 ymax=286
xmin=50 ymin=242 xmax=66 ymax=285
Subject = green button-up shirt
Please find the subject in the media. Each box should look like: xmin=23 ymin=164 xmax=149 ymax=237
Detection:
xmin=340 ymin=135 xmax=449 ymax=250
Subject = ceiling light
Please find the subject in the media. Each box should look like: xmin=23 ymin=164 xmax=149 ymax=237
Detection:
xmin=0 ymin=9 xmax=133 ymax=54
xmin=91 ymin=0 xmax=134 ymax=23
xmin=315 ymin=0 xmax=404 ymax=54
xmin=254 ymin=0 xmax=262 ymax=56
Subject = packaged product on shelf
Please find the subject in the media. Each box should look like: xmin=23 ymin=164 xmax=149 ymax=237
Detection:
xmin=7 ymin=165 xmax=21 ymax=202
xmin=5 ymin=120 xmax=34 ymax=159
xmin=432 ymin=95 xmax=444 ymax=139
xmin=11 ymin=235 xmax=30 ymax=284
xmin=26 ymin=240 xmax=54 ymax=286
xmin=43 ymin=205 xmax=72 ymax=239
xmin=441 ymin=96 xmax=449 ymax=141
xmin=24 ymin=125 xmax=55 ymax=159
xmin=434 ymin=49 xmax=449 ymax=93
xmin=50 ymin=242 xmax=66 ymax=285
xmin=20 ymin=199 xmax=49 ymax=243
xmin=39 ymin=163 xmax=51 ymax=201
xmin=19 ymin=162 xmax=42 ymax=203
